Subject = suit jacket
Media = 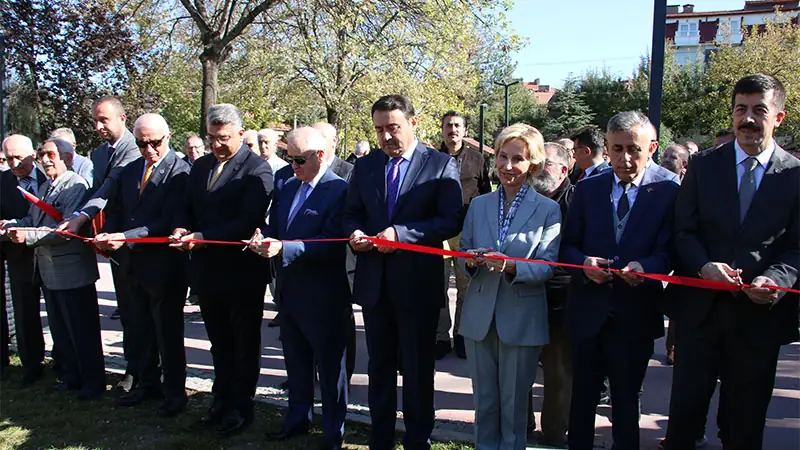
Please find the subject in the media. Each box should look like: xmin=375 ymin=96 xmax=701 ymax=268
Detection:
xmin=5 ymin=171 xmax=98 ymax=290
xmin=101 ymin=151 xmax=190 ymax=289
xmin=560 ymin=163 xmax=680 ymax=340
xmin=342 ymin=142 xmax=463 ymax=309
xmin=176 ymin=146 xmax=274 ymax=295
xmin=84 ymin=129 xmax=140 ymax=214
xmin=71 ymin=153 xmax=94 ymax=188
xmin=329 ymin=156 xmax=353 ymax=182
xmin=669 ymin=141 xmax=800 ymax=345
xmin=569 ymin=160 xmax=610 ymax=184
xmin=545 ymin=179 xmax=575 ymax=318
xmin=0 ymin=169 xmax=47 ymax=276
xmin=266 ymin=169 xmax=350 ymax=318
xmin=457 ymin=187 xmax=562 ymax=346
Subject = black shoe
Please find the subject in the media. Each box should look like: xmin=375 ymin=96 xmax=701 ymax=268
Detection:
xmin=434 ymin=340 xmax=452 ymax=360
xmin=453 ymin=335 xmax=466 ymax=359
xmin=116 ymin=386 xmax=163 ymax=407
xmin=20 ymin=366 xmax=43 ymax=386
xmin=110 ymin=308 xmax=121 ymax=320
xmin=77 ymin=388 xmax=104 ymax=400
xmin=268 ymin=313 xmax=282 ymax=328
xmin=157 ymin=396 xmax=188 ymax=417
xmin=216 ymin=410 xmax=251 ymax=437
xmin=195 ymin=398 xmax=226 ymax=428
xmin=278 ymin=379 xmax=289 ymax=391
xmin=265 ymin=425 xmax=310 ymax=441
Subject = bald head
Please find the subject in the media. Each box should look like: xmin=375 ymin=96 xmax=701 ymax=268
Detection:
xmin=311 ymin=122 xmax=338 ymax=163
xmin=134 ymin=113 xmax=170 ymax=136
xmin=2 ymin=134 xmax=35 ymax=179
xmin=243 ymin=130 xmax=259 ymax=154
xmin=257 ymin=129 xmax=280 ymax=160
xmin=133 ymin=113 xmax=172 ymax=165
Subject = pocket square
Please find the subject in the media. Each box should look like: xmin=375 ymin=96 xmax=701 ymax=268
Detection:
xmin=304 ymin=209 xmax=318 ymax=216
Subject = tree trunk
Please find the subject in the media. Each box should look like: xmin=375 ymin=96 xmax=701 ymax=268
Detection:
xmin=326 ymin=106 xmax=340 ymax=130
xmin=200 ymin=50 xmax=220 ymax=137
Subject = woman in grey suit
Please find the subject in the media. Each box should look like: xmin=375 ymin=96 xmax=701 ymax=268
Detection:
xmin=458 ymin=123 xmax=562 ymax=450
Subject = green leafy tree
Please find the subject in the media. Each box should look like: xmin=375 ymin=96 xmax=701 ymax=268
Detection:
xmin=543 ymin=79 xmax=595 ymax=139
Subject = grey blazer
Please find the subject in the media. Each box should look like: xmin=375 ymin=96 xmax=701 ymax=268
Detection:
xmin=458 ymin=187 xmax=562 ymax=347
xmin=84 ymin=129 xmax=140 ymax=215
xmin=8 ymin=171 xmax=99 ymax=290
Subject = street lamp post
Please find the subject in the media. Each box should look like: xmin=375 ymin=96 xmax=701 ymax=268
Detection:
xmin=0 ymin=34 xmax=6 ymax=142
xmin=494 ymin=78 xmax=521 ymax=127
xmin=478 ymin=103 xmax=487 ymax=156
xmin=649 ymin=0 xmax=668 ymax=145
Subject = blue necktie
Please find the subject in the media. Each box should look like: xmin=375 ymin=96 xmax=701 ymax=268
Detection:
xmin=287 ymin=182 xmax=311 ymax=226
xmin=386 ymin=157 xmax=403 ymax=218
xmin=739 ymin=157 xmax=758 ymax=222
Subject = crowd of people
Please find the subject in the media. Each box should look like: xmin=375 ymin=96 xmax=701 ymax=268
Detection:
xmin=0 ymin=72 xmax=798 ymax=450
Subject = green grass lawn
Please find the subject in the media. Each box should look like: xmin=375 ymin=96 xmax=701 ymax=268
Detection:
xmin=0 ymin=358 xmax=472 ymax=450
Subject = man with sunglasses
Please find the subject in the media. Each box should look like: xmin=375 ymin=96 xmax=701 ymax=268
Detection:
xmin=250 ymin=126 xmax=350 ymax=450
xmin=81 ymin=113 xmax=191 ymax=417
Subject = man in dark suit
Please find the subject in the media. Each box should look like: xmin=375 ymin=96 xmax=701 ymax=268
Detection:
xmin=560 ymin=111 xmax=680 ymax=450
xmin=170 ymin=103 xmax=273 ymax=436
xmin=252 ymin=126 xmax=351 ymax=450
xmin=59 ymin=96 xmax=142 ymax=393
xmin=183 ymin=135 xmax=206 ymax=168
xmin=343 ymin=95 xmax=463 ymax=450
xmin=90 ymin=114 xmax=190 ymax=417
xmin=568 ymin=126 xmax=609 ymax=184
xmin=0 ymin=135 xmax=46 ymax=384
xmin=661 ymin=74 xmax=799 ymax=450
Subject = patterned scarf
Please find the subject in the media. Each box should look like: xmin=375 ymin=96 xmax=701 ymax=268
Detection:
xmin=497 ymin=183 xmax=529 ymax=248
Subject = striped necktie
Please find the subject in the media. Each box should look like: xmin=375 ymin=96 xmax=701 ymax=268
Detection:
xmin=207 ymin=161 xmax=227 ymax=190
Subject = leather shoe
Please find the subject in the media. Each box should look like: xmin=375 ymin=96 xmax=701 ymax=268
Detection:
xmin=434 ymin=340 xmax=452 ymax=360
xmin=453 ymin=335 xmax=466 ymax=359
xmin=194 ymin=397 xmax=225 ymax=429
xmin=20 ymin=366 xmax=44 ymax=386
xmin=157 ymin=396 xmax=188 ymax=418
xmin=265 ymin=425 xmax=310 ymax=441
xmin=116 ymin=386 xmax=163 ymax=407
xmin=216 ymin=410 xmax=251 ymax=437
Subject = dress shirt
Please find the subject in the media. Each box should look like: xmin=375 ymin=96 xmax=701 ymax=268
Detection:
xmin=584 ymin=161 xmax=604 ymax=178
xmin=611 ymin=169 xmax=646 ymax=212
xmin=734 ymin=139 xmax=774 ymax=191
xmin=384 ymin=140 xmax=418 ymax=204
xmin=140 ymin=150 xmax=171 ymax=181
xmin=282 ymin=163 xmax=328 ymax=267
xmin=16 ymin=168 xmax=39 ymax=198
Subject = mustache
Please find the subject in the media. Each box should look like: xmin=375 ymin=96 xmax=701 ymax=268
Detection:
xmin=738 ymin=123 xmax=761 ymax=131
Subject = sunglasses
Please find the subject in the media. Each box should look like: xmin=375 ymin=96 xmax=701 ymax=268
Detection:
xmin=0 ymin=157 xmax=6 ymax=163
xmin=36 ymin=149 xmax=59 ymax=162
xmin=135 ymin=135 xmax=167 ymax=149
xmin=289 ymin=150 xmax=322 ymax=165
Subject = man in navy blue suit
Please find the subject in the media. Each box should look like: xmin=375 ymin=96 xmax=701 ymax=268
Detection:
xmin=560 ymin=111 xmax=679 ymax=450
xmin=342 ymin=95 xmax=463 ymax=450
xmin=251 ymin=126 xmax=350 ymax=450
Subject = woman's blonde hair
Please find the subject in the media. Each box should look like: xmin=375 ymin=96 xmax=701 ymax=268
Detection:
xmin=494 ymin=123 xmax=546 ymax=183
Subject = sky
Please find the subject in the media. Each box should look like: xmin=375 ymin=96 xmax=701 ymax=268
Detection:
xmin=509 ymin=0 xmax=745 ymax=88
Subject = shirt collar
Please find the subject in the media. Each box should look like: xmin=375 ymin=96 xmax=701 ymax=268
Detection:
xmin=734 ymin=139 xmax=774 ymax=168
xmin=400 ymin=140 xmax=418 ymax=162
xmin=613 ymin=167 xmax=646 ymax=188
xmin=20 ymin=167 xmax=37 ymax=183
xmin=148 ymin=149 xmax=171 ymax=169
xmin=305 ymin=162 xmax=328 ymax=190
xmin=109 ymin=134 xmax=124 ymax=151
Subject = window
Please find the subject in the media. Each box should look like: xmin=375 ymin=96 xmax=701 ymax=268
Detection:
xmin=730 ymin=18 xmax=741 ymax=33
xmin=679 ymin=22 xmax=699 ymax=37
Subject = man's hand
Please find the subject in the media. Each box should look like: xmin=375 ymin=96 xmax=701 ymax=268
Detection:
xmin=94 ymin=232 xmax=126 ymax=252
xmin=583 ymin=257 xmax=613 ymax=284
xmin=8 ymin=228 xmax=25 ymax=244
xmin=618 ymin=261 xmax=644 ymax=287
xmin=169 ymin=228 xmax=203 ymax=251
xmin=743 ymin=276 xmax=780 ymax=305
xmin=464 ymin=249 xmax=487 ymax=269
xmin=349 ymin=230 xmax=374 ymax=252
xmin=700 ymin=262 xmax=741 ymax=284
xmin=57 ymin=214 xmax=88 ymax=234
xmin=248 ymin=228 xmax=282 ymax=258
xmin=375 ymin=227 xmax=398 ymax=254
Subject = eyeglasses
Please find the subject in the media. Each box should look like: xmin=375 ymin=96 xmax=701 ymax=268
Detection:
xmin=543 ymin=159 xmax=565 ymax=168
xmin=205 ymin=134 xmax=232 ymax=146
xmin=36 ymin=149 xmax=59 ymax=162
xmin=289 ymin=150 xmax=322 ymax=165
xmin=135 ymin=135 xmax=167 ymax=149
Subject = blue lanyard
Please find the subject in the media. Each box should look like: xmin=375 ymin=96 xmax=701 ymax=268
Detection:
xmin=497 ymin=184 xmax=528 ymax=248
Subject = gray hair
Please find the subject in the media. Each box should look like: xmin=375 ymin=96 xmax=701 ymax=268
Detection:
xmin=355 ymin=140 xmax=370 ymax=155
xmin=258 ymin=128 xmax=280 ymax=143
xmin=543 ymin=142 xmax=571 ymax=167
xmin=207 ymin=104 xmax=243 ymax=129
xmin=2 ymin=134 xmax=34 ymax=155
xmin=47 ymin=138 xmax=74 ymax=154
xmin=50 ymin=127 xmax=76 ymax=146
xmin=607 ymin=111 xmax=652 ymax=137
xmin=555 ymin=138 xmax=574 ymax=150
xmin=134 ymin=113 xmax=171 ymax=136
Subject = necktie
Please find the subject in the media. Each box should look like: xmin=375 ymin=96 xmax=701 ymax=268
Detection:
xmin=287 ymin=182 xmax=311 ymax=226
xmin=739 ymin=157 xmax=758 ymax=222
xmin=139 ymin=163 xmax=154 ymax=196
xmin=207 ymin=161 xmax=227 ymax=190
xmin=386 ymin=157 xmax=403 ymax=218
xmin=617 ymin=181 xmax=631 ymax=220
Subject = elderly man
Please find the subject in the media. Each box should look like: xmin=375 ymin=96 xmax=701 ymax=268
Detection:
xmin=257 ymin=128 xmax=289 ymax=174
xmin=0 ymin=135 xmax=47 ymax=385
xmin=87 ymin=113 xmax=191 ymax=417
xmin=662 ymin=74 xmax=800 ymax=450
xmin=183 ymin=135 xmax=205 ymax=167
xmin=437 ymin=110 xmax=491 ymax=360
xmin=569 ymin=126 xmax=609 ymax=184
xmin=50 ymin=128 xmax=94 ymax=187
xmin=529 ymin=142 xmax=575 ymax=448
xmin=556 ymin=137 xmax=576 ymax=172
xmin=243 ymin=129 xmax=259 ymax=154
xmin=346 ymin=140 xmax=370 ymax=164
xmin=250 ymin=126 xmax=350 ymax=450
xmin=1 ymin=139 xmax=104 ymax=398
xmin=311 ymin=122 xmax=353 ymax=181
xmin=171 ymin=104 xmax=273 ymax=436
xmin=561 ymin=111 xmax=679 ymax=450
xmin=343 ymin=95 xmax=463 ymax=449
xmin=58 ymin=96 xmax=141 ymax=393
xmin=661 ymin=144 xmax=690 ymax=180
xmin=684 ymin=141 xmax=700 ymax=155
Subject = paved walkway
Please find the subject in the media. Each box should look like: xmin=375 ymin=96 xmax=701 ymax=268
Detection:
xmin=35 ymin=258 xmax=799 ymax=449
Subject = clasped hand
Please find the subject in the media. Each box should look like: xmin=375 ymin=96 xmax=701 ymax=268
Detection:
xmin=93 ymin=233 xmax=126 ymax=251
xmin=247 ymin=228 xmax=282 ymax=258
xmin=168 ymin=228 xmax=205 ymax=251
xmin=350 ymin=227 xmax=397 ymax=253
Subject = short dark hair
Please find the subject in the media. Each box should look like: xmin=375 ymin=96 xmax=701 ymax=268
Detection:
xmin=715 ymin=128 xmax=734 ymax=138
xmin=371 ymin=95 xmax=415 ymax=119
xmin=731 ymin=74 xmax=786 ymax=111
xmin=92 ymin=96 xmax=126 ymax=115
xmin=569 ymin=126 xmax=605 ymax=155
xmin=441 ymin=110 xmax=466 ymax=128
